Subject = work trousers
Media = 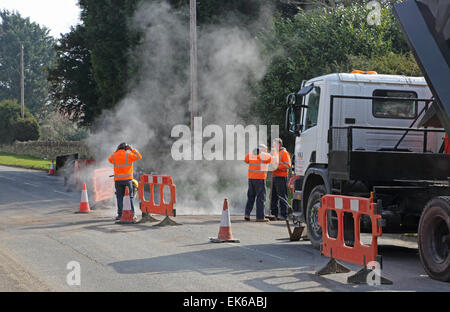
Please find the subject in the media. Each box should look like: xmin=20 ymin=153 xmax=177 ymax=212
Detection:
xmin=270 ymin=176 xmax=289 ymax=219
xmin=115 ymin=180 xmax=135 ymax=217
xmin=245 ymin=179 xmax=266 ymax=220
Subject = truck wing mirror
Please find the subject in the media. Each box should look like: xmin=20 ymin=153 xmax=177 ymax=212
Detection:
xmin=286 ymin=93 xmax=296 ymax=106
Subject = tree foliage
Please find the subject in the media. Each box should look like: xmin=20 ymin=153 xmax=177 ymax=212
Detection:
xmin=254 ymin=1 xmax=415 ymax=149
xmin=47 ymin=25 xmax=98 ymax=125
xmin=48 ymin=0 xmax=140 ymax=125
xmin=0 ymin=99 xmax=40 ymax=144
xmin=0 ymin=10 xmax=56 ymax=119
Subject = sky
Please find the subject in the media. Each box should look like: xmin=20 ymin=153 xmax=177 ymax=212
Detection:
xmin=0 ymin=0 xmax=81 ymax=38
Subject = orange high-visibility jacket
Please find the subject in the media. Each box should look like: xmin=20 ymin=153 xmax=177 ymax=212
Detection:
xmin=245 ymin=152 xmax=272 ymax=180
xmin=108 ymin=149 xmax=142 ymax=181
xmin=273 ymin=147 xmax=291 ymax=177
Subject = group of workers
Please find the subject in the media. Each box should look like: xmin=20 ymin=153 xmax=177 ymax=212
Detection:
xmin=108 ymin=138 xmax=291 ymax=222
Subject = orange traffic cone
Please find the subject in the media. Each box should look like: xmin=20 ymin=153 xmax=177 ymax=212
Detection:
xmin=48 ymin=160 xmax=55 ymax=175
xmin=116 ymin=187 xmax=136 ymax=224
xmin=209 ymin=199 xmax=240 ymax=243
xmin=76 ymin=182 xmax=90 ymax=213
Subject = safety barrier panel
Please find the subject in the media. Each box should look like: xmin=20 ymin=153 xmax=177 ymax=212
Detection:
xmin=317 ymin=194 xmax=392 ymax=284
xmin=139 ymin=174 xmax=176 ymax=217
xmin=92 ymin=168 xmax=115 ymax=202
xmin=319 ymin=194 xmax=381 ymax=266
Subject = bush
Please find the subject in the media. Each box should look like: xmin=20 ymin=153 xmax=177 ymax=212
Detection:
xmin=11 ymin=117 xmax=40 ymax=142
xmin=0 ymin=99 xmax=40 ymax=144
xmin=39 ymin=111 xmax=90 ymax=141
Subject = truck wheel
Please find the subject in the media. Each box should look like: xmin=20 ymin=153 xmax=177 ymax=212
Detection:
xmin=306 ymin=185 xmax=327 ymax=250
xmin=418 ymin=196 xmax=450 ymax=282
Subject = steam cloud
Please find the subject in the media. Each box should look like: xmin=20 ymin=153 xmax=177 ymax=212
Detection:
xmin=85 ymin=0 xmax=275 ymax=215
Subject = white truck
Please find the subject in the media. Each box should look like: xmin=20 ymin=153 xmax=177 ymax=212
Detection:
xmin=285 ymin=0 xmax=450 ymax=282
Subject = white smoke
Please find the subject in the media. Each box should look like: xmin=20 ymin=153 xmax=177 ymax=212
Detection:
xmin=85 ymin=0 xmax=275 ymax=215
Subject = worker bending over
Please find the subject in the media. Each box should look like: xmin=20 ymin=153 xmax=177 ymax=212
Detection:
xmin=108 ymin=142 xmax=142 ymax=220
xmin=244 ymin=144 xmax=273 ymax=222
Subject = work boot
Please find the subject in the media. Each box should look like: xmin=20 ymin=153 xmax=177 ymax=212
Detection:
xmin=256 ymin=218 xmax=270 ymax=222
xmin=244 ymin=215 xmax=250 ymax=221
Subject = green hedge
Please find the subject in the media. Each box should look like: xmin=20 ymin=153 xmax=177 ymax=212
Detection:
xmin=0 ymin=99 xmax=40 ymax=144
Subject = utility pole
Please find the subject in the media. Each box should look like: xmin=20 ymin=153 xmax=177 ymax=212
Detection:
xmin=189 ymin=0 xmax=198 ymax=130
xmin=20 ymin=44 xmax=25 ymax=118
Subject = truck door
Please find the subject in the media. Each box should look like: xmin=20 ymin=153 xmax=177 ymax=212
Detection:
xmin=295 ymin=85 xmax=322 ymax=176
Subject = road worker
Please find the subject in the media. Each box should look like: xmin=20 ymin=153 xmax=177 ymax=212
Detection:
xmin=244 ymin=143 xmax=273 ymax=222
xmin=108 ymin=143 xmax=142 ymax=220
xmin=270 ymin=138 xmax=291 ymax=221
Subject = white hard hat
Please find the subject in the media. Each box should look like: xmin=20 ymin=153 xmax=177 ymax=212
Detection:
xmin=259 ymin=143 xmax=268 ymax=150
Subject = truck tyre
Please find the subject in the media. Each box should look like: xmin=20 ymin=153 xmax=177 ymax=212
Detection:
xmin=418 ymin=196 xmax=450 ymax=282
xmin=306 ymin=185 xmax=327 ymax=250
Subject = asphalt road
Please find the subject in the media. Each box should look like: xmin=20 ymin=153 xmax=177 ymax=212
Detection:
xmin=0 ymin=165 xmax=449 ymax=292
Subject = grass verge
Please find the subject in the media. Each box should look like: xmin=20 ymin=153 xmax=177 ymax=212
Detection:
xmin=0 ymin=152 xmax=51 ymax=171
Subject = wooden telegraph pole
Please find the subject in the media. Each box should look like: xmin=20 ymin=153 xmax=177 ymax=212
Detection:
xmin=20 ymin=44 xmax=25 ymax=118
xmin=189 ymin=0 xmax=198 ymax=130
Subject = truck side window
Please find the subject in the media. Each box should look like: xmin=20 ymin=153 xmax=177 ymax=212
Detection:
xmin=373 ymin=90 xmax=417 ymax=119
xmin=304 ymin=87 xmax=321 ymax=130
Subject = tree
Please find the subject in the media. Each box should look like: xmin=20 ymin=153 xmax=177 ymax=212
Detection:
xmin=0 ymin=99 xmax=40 ymax=144
xmin=78 ymin=0 xmax=141 ymax=118
xmin=47 ymin=25 xmax=98 ymax=125
xmin=254 ymin=1 xmax=413 ymax=150
xmin=0 ymin=10 xmax=56 ymax=119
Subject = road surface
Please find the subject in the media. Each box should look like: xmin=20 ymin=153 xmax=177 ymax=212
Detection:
xmin=0 ymin=165 xmax=449 ymax=292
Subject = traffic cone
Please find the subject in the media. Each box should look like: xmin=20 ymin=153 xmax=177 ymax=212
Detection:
xmin=76 ymin=182 xmax=90 ymax=213
xmin=116 ymin=187 xmax=136 ymax=224
xmin=48 ymin=160 xmax=55 ymax=175
xmin=209 ymin=199 xmax=240 ymax=243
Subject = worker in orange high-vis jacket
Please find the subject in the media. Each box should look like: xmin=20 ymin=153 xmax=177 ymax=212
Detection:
xmin=270 ymin=138 xmax=291 ymax=221
xmin=244 ymin=144 xmax=273 ymax=222
xmin=108 ymin=142 xmax=142 ymax=220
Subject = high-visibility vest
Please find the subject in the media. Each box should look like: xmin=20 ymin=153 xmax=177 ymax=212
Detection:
xmin=273 ymin=147 xmax=291 ymax=177
xmin=108 ymin=149 xmax=142 ymax=181
xmin=245 ymin=152 xmax=272 ymax=180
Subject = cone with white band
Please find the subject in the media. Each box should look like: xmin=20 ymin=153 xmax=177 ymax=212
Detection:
xmin=116 ymin=186 xmax=136 ymax=224
xmin=210 ymin=199 xmax=240 ymax=243
xmin=76 ymin=182 xmax=90 ymax=213
xmin=48 ymin=160 xmax=55 ymax=175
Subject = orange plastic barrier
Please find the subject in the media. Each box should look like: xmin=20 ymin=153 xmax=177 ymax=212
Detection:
xmin=92 ymin=168 xmax=115 ymax=202
xmin=319 ymin=194 xmax=382 ymax=266
xmin=139 ymin=174 xmax=176 ymax=217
